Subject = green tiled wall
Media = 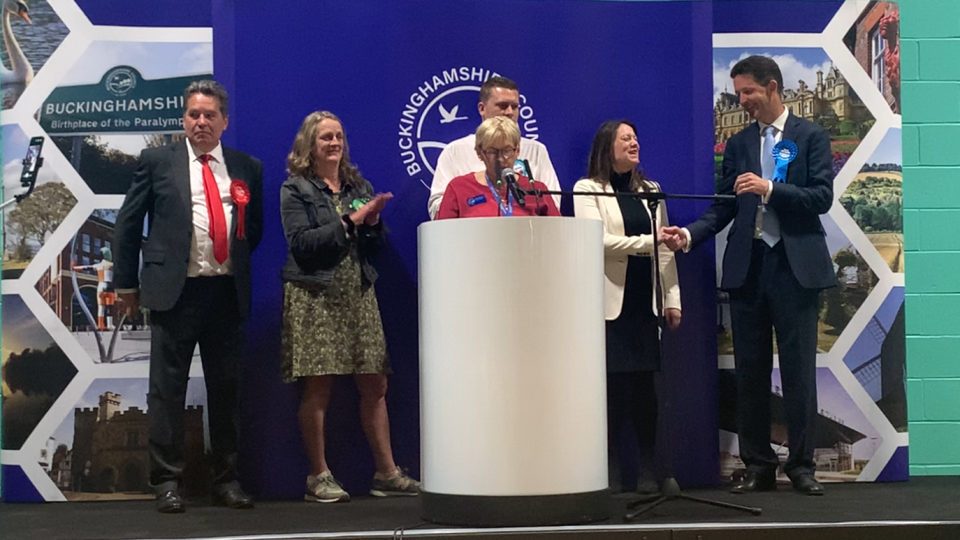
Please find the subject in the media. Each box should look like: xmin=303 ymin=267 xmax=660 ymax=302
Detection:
xmin=898 ymin=0 xmax=960 ymax=476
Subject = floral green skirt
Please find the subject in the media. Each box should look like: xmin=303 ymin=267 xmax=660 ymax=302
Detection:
xmin=280 ymin=256 xmax=390 ymax=382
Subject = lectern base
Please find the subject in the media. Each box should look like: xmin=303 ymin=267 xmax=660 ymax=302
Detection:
xmin=421 ymin=489 xmax=610 ymax=527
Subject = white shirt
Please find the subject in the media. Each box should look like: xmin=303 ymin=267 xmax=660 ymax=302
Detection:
xmin=758 ymin=106 xmax=789 ymax=202
xmin=427 ymin=134 xmax=561 ymax=219
xmin=186 ymin=141 xmax=235 ymax=277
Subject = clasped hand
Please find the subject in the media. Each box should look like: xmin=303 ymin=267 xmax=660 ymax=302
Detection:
xmin=658 ymin=226 xmax=687 ymax=251
xmin=349 ymin=192 xmax=394 ymax=226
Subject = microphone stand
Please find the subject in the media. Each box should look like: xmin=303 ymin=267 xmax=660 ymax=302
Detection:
xmin=519 ymin=186 xmax=763 ymax=520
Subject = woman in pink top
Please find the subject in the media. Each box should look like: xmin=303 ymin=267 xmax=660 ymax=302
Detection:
xmin=436 ymin=116 xmax=559 ymax=219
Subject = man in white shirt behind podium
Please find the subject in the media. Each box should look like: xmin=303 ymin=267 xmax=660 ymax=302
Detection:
xmin=427 ymin=76 xmax=561 ymax=219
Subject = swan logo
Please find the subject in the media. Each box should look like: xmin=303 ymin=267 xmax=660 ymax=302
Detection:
xmin=105 ymin=68 xmax=137 ymax=97
xmin=397 ymin=67 xmax=540 ymax=189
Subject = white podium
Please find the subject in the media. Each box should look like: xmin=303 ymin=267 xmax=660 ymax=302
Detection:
xmin=418 ymin=216 xmax=609 ymax=526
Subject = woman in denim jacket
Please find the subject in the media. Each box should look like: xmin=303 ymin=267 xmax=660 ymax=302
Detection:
xmin=279 ymin=111 xmax=418 ymax=503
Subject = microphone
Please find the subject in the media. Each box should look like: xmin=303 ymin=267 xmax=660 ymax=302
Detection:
xmin=501 ymin=167 xmax=526 ymax=208
xmin=516 ymin=158 xmax=546 ymax=215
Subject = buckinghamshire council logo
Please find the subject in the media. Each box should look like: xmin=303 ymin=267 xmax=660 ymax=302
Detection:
xmin=397 ymin=66 xmax=541 ymax=189
xmin=104 ymin=67 xmax=137 ymax=97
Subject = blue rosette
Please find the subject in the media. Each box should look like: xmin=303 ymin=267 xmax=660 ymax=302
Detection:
xmin=772 ymin=140 xmax=797 ymax=182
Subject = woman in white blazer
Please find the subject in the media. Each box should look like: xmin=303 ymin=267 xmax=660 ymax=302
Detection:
xmin=573 ymin=120 xmax=681 ymax=495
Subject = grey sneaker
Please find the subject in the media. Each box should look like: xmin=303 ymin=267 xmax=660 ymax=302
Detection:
xmin=370 ymin=468 xmax=420 ymax=497
xmin=305 ymin=471 xmax=350 ymax=503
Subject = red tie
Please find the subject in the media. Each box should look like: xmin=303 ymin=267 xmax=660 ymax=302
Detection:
xmin=199 ymin=154 xmax=228 ymax=264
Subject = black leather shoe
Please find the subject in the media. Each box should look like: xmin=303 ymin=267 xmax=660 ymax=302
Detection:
xmin=213 ymin=487 xmax=254 ymax=509
xmin=156 ymin=489 xmax=185 ymax=514
xmin=792 ymin=474 xmax=825 ymax=496
xmin=730 ymin=470 xmax=776 ymax=494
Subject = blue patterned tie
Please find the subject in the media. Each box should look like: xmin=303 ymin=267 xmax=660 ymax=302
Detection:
xmin=760 ymin=126 xmax=781 ymax=247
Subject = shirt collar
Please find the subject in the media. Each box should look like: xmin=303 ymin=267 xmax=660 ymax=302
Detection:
xmin=187 ymin=140 xmax=225 ymax=165
xmin=758 ymin=106 xmax=789 ymax=134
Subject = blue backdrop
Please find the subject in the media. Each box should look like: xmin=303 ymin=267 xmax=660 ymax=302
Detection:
xmin=213 ymin=0 xmax=720 ymax=499
xmin=0 ymin=0 xmax=884 ymax=502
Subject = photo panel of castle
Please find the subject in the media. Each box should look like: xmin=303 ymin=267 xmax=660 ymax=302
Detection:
xmin=719 ymin=367 xmax=885 ymax=484
xmin=843 ymin=286 xmax=906 ymax=432
xmin=45 ymin=377 xmax=209 ymax=501
xmin=1 ymin=0 xmax=70 ymax=110
xmin=713 ymin=47 xmax=875 ymax=186
xmin=2 ymin=123 xmax=78 ymax=279
xmin=843 ymin=1 xmax=901 ymax=115
xmin=714 ymin=214 xmax=877 ymax=356
xmin=39 ymin=40 xmax=212 ymax=194
xmin=840 ymin=128 xmax=903 ymax=273
xmin=2 ymin=293 xmax=78 ymax=451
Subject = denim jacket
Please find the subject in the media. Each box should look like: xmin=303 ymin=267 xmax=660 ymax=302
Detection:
xmin=279 ymin=174 xmax=383 ymax=287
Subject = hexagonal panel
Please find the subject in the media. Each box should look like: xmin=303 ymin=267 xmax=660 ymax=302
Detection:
xmin=842 ymin=2 xmax=901 ymax=114
xmin=2 ymin=293 xmax=78 ymax=450
xmin=45 ymin=377 xmax=208 ymax=500
xmin=713 ymin=214 xmax=878 ymax=356
xmin=714 ymin=47 xmax=876 ymax=183
xmin=842 ymin=286 xmax=905 ymax=431
xmin=839 ymin=127 xmax=902 ymax=273
xmin=820 ymin=213 xmax=878 ymax=352
xmin=41 ymin=40 xmax=212 ymax=194
xmin=719 ymin=367 xmax=883 ymax=484
xmin=33 ymin=207 xmax=157 ymax=364
xmin=2 ymin=123 xmax=79 ymax=279
xmin=1 ymin=0 xmax=71 ymax=109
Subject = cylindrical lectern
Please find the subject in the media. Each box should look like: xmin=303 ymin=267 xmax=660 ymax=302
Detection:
xmin=418 ymin=216 xmax=609 ymax=526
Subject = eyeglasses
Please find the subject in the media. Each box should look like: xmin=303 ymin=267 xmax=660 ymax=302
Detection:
xmin=481 ymin=146 xmax=518 ymax=160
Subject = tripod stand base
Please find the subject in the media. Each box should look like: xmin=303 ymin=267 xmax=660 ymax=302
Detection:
xmin=623 ymin=478 xmax=762 ymax=521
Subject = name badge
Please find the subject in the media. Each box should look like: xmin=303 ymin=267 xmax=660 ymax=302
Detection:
xmin=467 ymin=194 xmax=487 ymax=207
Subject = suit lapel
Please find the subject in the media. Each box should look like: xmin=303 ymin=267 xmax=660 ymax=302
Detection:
xmin=222 ymin=147 xmax=241 ymax=238
xmin=172 ymin=141 xmax=192 ymax=213
xmin=744 ymin=122 xmax=761 ymax=176
xmin=599 ymin=181 xmax=625 ymax=236
xmin=781 ymin=112 xmax=801 ymax=184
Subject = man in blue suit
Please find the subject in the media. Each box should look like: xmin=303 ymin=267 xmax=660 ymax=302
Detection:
xmin=662 ymin=56 xmax=836 ymax=496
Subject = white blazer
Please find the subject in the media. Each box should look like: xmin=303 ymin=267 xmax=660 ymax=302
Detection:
xmin=573 ymin=177 xmax=681 ymax=321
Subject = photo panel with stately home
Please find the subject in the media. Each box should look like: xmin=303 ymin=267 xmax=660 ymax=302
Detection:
xmin=713 ymin=47 xmax=876 ymax=186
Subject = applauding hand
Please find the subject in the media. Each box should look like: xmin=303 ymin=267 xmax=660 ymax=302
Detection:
xmin=349 ymin=192 xmax=394 ymax=227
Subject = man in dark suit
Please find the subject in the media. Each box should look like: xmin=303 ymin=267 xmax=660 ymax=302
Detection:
xmin=114 ymin=80 xmax=263 ymax=513
xmin=662 ymin=56 xmax=836 ymax=496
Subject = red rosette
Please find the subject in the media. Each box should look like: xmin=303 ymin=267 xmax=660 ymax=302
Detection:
xmin=230 ymin=180 xmax=250 ymax=239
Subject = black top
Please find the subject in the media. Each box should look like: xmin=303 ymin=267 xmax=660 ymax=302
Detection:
xmin=605 ymin=171 xmax=660 ymax=373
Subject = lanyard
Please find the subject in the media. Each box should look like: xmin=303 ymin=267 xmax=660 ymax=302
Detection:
xmin=485 ymin=174 xmax=513 ymax=216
